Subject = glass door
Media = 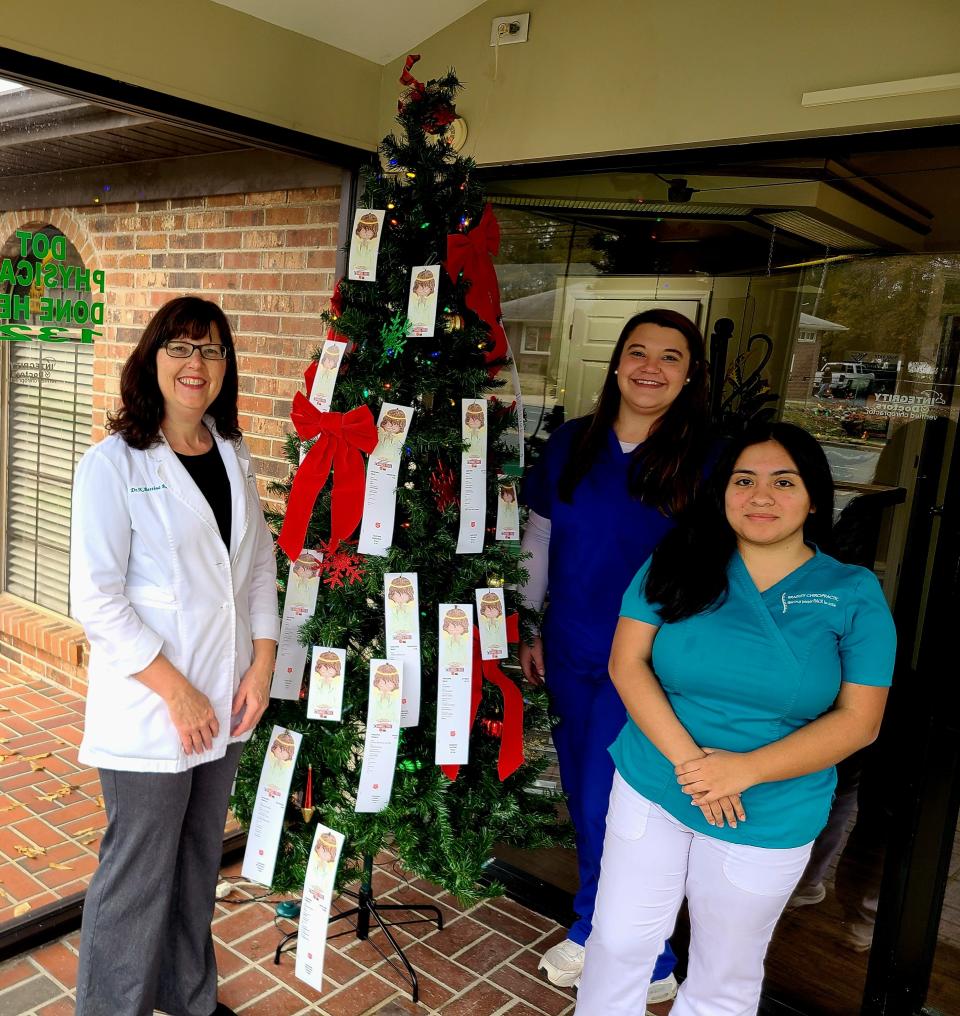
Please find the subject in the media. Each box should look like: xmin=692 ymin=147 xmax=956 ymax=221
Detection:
xmin=763 ymin=257 xmax=960 ymax=1016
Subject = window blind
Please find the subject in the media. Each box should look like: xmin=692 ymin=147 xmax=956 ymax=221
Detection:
xmin=4 ymin=339 xmax=94 ymax=616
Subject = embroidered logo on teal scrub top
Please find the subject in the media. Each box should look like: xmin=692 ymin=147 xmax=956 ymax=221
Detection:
xmin=780 ymin=591 xmax=840 ymax=612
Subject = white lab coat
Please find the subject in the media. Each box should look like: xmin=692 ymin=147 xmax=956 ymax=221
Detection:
xmin=70 ymin=419 xmax=280 ymax=773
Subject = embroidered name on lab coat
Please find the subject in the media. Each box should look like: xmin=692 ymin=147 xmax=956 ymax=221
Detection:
xmin=781 ymin=592 xmax=839 ymax=614
xmin=129 ymin=484 xmax=168 ymax=493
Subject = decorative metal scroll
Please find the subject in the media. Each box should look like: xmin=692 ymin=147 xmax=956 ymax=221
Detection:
xmin=713 ymin=331 xmax=780 ymax=435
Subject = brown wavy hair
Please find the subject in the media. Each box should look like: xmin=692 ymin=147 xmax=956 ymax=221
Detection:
xmin=107 ymin=296 xmax=241 ymax=449
xmin=557 ymin=308 xmax=710 ymax=515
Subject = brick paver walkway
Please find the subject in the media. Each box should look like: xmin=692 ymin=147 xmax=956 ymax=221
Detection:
xmin=0 ymin=863 xmax=582 ymax=1015
xmin=0 ymin=671 xmax=103 ymax=923
xmin=0 ymin=670 xmax=606 ymax=1014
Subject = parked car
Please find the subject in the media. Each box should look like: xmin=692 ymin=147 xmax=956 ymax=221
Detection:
xmin=813 ymin=361 xmax=896 ymax=398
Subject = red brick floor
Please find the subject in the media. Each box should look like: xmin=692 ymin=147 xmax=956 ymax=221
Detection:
xmin=1 ymin=670 xmax=640 ymax=1014
xmin=0 ymin=670 xmax=103 ymax=925
xmin=0 ymin=671 xmax=679 ymax=1015
xmin=0 ymin=863 xmax=586 ymax=1015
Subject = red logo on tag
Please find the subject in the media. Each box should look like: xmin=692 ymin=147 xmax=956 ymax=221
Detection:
xmin=450 ymin=730 xmax=456 ymax=736
xmin=258 ymin=849 xmax=264 ymax=855
xmin=373 ymin=783 xmax=379 ymax=789
xmin=287 ymin=667 xmax=293 ymax=673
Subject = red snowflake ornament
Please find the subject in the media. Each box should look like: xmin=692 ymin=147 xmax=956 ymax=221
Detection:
xmin=319 ymin=540 xmax=364 ymax=588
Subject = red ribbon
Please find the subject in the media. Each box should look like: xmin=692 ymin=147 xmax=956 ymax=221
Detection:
xmin=277 ymin=371 xmax=378 ymax=561
xmin=444 ymin=204 xmax=510 ymax=374
xmin=399 ymin=54 xmax=425 ymax=105
xmin=329 ymin=278 xmax=344 ymax=318
xmin=442 ymin=613 xmax=524 ymax=783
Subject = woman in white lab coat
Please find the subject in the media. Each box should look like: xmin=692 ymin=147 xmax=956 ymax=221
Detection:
xmin=71 ymin=296 xmax=279 ymax=1016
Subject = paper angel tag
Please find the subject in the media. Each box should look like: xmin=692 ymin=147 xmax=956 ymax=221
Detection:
xmin=436 ymin=603 xmax=474 ymax=765
xmin=406 ymin=265 xmax=439 ymax=337
xmin=308 ymin=339 xmax=347 ymax=413
xmin=307 ymin=647 xmax=346 ymax=721
xmin=271 ymin=549 xmax=323 ymax=699
xmin=348 ymin=209 xmax=385 ymax=281
xmin=495 ymin=476 xmax=520 ymax=541
xmin=475 ymin=587 xmax=508 ymax=660
xmin=355 ymin=660 xmax=403 ymax=813
xmin=385 ymin=573 xmax=422 ymax=727
xmin=295 ymin=823 xmax=345 ymax=991
xmin=357 ymin=403 xmax=414 ymax=557
xmin=241 ymin=726 xmax=302 ymax=885
xmin=456 ymin=398 xmax=488 ymax=554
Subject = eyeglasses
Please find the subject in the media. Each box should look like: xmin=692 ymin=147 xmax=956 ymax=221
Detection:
xmin=162 ymin=340 xmax=228 ymax=360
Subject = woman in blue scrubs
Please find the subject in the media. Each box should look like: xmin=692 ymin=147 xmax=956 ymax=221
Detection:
xmin=575 ymin=422 xmax=895 ymax=1015
xmin=520 ymin=308 xmax=712 ymax=996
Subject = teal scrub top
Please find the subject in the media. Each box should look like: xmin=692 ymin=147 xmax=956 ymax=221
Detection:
xmin=611 ymin=548 xmax=897 ymax=848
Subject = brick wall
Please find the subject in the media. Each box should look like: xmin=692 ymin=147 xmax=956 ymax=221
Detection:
xmin=0 ymin=185 xmax=344 ymax=694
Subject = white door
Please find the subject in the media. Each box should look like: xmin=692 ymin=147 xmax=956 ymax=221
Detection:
xmin=564 ymin=298 xmax=703 ymax=419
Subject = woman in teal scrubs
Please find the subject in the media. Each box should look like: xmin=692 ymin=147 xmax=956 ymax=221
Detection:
xmin=575 ymin=422 xmax=895 ymax=1016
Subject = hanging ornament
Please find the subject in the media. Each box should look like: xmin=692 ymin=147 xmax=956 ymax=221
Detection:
xmin=443 ymin=313 xmax=464 ymax=333
xmin=301 ymin=764 xmax=314 ymax=823
xmin=480 ymin=718 xmax=504 ymax=738
xmin=379 ymin=311 xmax=411 ymax=365
xmin=430 ymin=460 xmax=458 ymax=513
xmin=318 ymin=540 xmax=364 ymax=589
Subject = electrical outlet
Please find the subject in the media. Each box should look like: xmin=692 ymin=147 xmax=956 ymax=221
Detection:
xmin=490 ymin=13 xmax=530 ymax=46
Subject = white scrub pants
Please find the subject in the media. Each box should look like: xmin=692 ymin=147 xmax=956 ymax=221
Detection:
xmin=575 ymin=773 xmax=812 ymax=1016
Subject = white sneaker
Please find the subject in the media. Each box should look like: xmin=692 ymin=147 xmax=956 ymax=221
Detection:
xmin=843 ymin=920 xmax=874 ymax=952
xmin=646 ymin=972 xmax=678 ymax=1003
xmin=538 ymin=939 xmax=584 ymax=987
xmin=570 ymin=967 xmax=678 ymax=1002
xmin=786 ymin=881 xmax=826 ymax=909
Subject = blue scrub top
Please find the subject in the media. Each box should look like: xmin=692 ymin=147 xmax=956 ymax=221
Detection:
xmin=525 ymin=420 xmax=675 ymax=675
xmin=612 ymin=548 xmax=897 ymax=848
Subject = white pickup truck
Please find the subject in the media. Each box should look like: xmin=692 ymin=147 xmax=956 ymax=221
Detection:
xmin=813 ymin=362 xmax=876 ymax=397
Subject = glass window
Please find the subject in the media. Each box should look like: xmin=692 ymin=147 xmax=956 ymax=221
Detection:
xmin=1 ymin=227 xmax=94 ymax=615
xmin=0 ymin=72 xmax=344 ymax=935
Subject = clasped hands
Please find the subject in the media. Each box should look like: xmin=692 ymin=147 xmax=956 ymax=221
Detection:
xmin=165 ymin=660 xmax=272 ymax=755
xmin=674 ymin=748 xmax=756 ymax=829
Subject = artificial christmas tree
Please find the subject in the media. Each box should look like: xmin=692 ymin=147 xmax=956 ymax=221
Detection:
xmin=231 ymin=57 xmax=567 ymax=905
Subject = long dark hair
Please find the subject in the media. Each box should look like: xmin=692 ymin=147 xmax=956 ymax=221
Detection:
xmin=645 ymin=422 xmax=835 ymax=622
xmin=107 ymin=296 xmax=241 ymax=449
xmin=557 ymin=309 xmax=710 ymax=515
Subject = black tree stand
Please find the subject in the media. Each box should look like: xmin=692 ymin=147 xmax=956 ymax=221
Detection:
xmin=274 ymin=854 xmax=444 ymax=1003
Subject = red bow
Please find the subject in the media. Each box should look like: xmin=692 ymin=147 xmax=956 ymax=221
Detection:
xmin=277 ymin=372 xmax=377 ymax=561
xmin=444 ymin=204 xmax=510 ymax=374
xmin=442 ymin=613 xmax=524 ymax=783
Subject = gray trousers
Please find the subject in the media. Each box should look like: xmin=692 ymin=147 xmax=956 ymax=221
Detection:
xmin=75 ymin=743 xmax=244 ymax=1016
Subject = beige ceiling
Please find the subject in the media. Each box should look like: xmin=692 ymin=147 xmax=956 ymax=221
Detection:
xmin=208 ymin=0 xmax=488 ymax=64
